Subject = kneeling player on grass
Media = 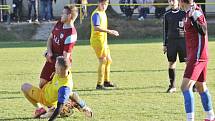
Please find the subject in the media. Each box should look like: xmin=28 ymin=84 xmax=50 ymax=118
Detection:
xmin=21 ymin=56 xmax=92 ymax=120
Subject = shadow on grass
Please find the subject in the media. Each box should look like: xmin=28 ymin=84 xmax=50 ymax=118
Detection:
xmin=0 ymin=117 xmax=33 ymax=121
xmin=72 ymin=69 xmax=175 ymax=74
xmin=0 ymin=97 xmax=23 ymax=100
xmin=75 ymin=85 xmax=167 ymax=94
xmin=0 ymin=39 xmax=160 ymax=49
xmin=1 ymin=37 xmax=215 ymax=48
xmin=0 ymin=91 xmax=20 ymax=94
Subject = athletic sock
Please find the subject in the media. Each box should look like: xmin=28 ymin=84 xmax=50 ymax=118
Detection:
xmin=183 ymin=90 xmax=195 ymax=121
xmin=199 ymin=90 xmax=215 ymax=120
xmin=104 ymin=59 xmax=111 ymax=82
xmin=168 ymin=68 xmax=175 ymax=87
xmin=97 ymin=61 xmax=106 ymax=85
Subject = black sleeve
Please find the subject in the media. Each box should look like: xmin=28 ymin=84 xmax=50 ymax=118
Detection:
xmin=189 ymin=17 xmax=205 ymax=35
xmin=48 ymin=102 xmax=64 ymax=121
xmin=163 ymin=13 xmax=168 ymax=46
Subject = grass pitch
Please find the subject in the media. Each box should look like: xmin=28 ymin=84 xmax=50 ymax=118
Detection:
xmin=0 ymin=39 xmax=215 ymax=121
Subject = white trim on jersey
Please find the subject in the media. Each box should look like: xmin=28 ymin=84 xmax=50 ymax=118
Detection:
xmin=193 ymin=10 xmax=203 ymax=21
xmin=197 ymin=33 xmax=202 ymax=60
xmin=64 ymin=34 xmax=77 ymax=45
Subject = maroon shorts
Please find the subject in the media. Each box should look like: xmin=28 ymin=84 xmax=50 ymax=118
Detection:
xmin=183 ymin=60 xmax=208 ymax=82
xmin=40 ymin=61 xmax=55 ymax=81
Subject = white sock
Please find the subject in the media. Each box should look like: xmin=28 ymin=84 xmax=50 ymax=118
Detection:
xmin=36 ymin=103 xmax=42 ymax=108
xmin=206 ymin=110 xmax=215 ymax=120
xmin=187 ymin=112 xmax=194 ymax=121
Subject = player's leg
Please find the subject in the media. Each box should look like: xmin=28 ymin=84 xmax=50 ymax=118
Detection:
xmin=181 ymin=61 xmax=208 ymax=121
xmin=181 ymin=60 xmax=200 ymax=121
xmin=39 ymin=61 xmax=55 ymax=88
xmin=196 ymin=82 xmax=215 ymax=121
xmin=21 ymin=83 xmax=46 ymax=118
xmin=167 ymin=61 xmax=177 ymax=93
xmin=21 ymin=83 xmax=40 ymax=107
xmin=195 ymin=62 xmax=215 ymax=121
xmin=166 ymin=43 xmax=177 ymax=93
xmin=68 ymin=92 xmax=93 ymax=117
xmin=93 ymin=46 xmax=107 ymax=89
xmin=104 ymin=47 xmax=115 ymax=87
xmin=181 ymin=78 xmax=196 ymax=121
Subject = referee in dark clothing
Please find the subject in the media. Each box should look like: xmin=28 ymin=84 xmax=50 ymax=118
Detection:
xmin=163 ymin=0 xmax=186 ymax=93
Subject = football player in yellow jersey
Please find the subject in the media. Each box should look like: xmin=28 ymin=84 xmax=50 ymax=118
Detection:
xmin=90 ymin=0 xmax=119 ymax=90
xmin=21 ymin=56 xmax=92 ymax=120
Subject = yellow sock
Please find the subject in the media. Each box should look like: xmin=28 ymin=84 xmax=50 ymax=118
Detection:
xmin=97 ymin=60 xmax=106 ymax=85
xmin=104 ymin=59 xmax=112 ymax=82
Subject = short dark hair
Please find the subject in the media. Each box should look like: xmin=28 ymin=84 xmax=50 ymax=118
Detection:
xmin=56 ymin=56 xmax=70 ymax=70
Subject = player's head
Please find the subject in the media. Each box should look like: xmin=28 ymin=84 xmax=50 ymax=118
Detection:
xmin=55 ymin=56 xmax=71 ymax=74
xmin=179 ymin=0 xmax=194 ymax=10
xmin=61 ymin=5 xmax=78 ymax=23
xmin=98 ymin=0 xmax=109 ymax=11
xmin=169 ymin=0 xmax=179 ymax=8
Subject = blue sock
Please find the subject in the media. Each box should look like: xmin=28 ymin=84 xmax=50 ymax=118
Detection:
xmin=200 ymin=90 xmax=213 ymax=111
xmin=183 ymin=90 xmax=195 ymax=113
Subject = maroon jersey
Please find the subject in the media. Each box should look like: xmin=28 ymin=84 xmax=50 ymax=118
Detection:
xmin=184 ymin=5 xmax=208 ymax=62
xmin=51 ymin=20 xmax=77 ymax=61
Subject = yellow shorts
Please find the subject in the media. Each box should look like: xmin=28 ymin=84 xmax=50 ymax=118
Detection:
xmin=92 ymin=46 xmax=110 ymax=58
xmin=27 ymin=86 xmax=51 ymax=107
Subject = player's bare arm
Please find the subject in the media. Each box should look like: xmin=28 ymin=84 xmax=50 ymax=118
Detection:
xmin=46 ymin=33 xmax=54 ymax=63
xmin=94 ymin=26 xmax=119 ymax=36
xmin=63 ymin=51 xmax=71 ymax=59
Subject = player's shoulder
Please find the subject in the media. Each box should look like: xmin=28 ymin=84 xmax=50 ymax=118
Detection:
xmin=179 ymin=10 xmax=186 ymax=14
xmin=193 ymin=7 xmax=204 ymax=20
xmin=54 ymin=20 xmax=63 ymax=28
xmin=164 ymin=9 xmax=172 ymax=16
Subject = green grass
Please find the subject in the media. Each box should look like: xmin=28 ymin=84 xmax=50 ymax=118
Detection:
xmin=0 ymin=39 xmax=215 ymax=121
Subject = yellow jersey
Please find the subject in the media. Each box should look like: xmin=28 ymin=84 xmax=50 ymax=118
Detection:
xmin=42 ymin=71 xmax=73 ymax=106
xmin=90 ymin=9 xmax=108 ymax=48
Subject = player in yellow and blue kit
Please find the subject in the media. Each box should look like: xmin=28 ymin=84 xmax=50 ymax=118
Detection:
xmin=90 ymin=0 xmax=119 ymax=90
xmin=21 ymin=56 xmax=92 ymax=120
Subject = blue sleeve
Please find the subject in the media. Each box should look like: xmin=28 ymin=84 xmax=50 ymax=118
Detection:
xmin=58 ymin=86 xmax=71 ymax=104
xmin=92 ymin=13 xmax=100 ymax=26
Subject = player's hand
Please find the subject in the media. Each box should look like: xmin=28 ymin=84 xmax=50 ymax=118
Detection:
xmin=108 ymin=30 xmax=119 ymax=36
xmin=188 ymin=3 xmax=196 ymax=17
xmin=163 ymin=46 xmax=167 ymax=54
xmin=46 ymin=51 xmax=53 ymax=63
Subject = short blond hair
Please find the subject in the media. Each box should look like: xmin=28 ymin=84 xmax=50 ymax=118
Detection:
xmin=64 ymin=5 xmax=78 ymax=19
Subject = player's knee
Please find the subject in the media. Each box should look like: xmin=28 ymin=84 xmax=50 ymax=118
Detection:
xmin=107 ymin=58 xmax=112 ymax=65
xmin=39 ymin=78 xmax=48 ymax=88
xmin=99 ymin=57 xmax=107 ymax=64
xmin=195 ymin=82 xmax=207 ymax=93
xmin=169 ymin=62 xmax=176 ymax=68
xmin=21 ymin=83 xmax=32 ymax=92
